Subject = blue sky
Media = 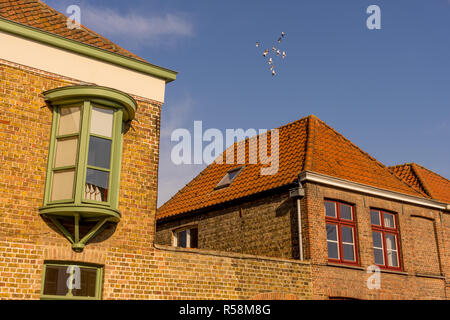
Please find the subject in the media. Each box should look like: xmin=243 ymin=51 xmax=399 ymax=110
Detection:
xmin=43 ymin=0 xmax=450 ymax=206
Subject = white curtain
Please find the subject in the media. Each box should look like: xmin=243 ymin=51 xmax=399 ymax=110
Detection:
xmin=85 ymin=184 xmax=102 ymax=201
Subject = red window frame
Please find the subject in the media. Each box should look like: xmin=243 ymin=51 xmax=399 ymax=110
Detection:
xmin=324 ymin=200 xmax=359 ymax=266
xmin=370 ymin=209 xmax=402 ymax=271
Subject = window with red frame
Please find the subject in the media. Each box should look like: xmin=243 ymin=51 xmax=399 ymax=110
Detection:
xmin=324 ymin=200 xmax=358 ymax=265
xmin=370 ymin=209 xmax=401 ymax=270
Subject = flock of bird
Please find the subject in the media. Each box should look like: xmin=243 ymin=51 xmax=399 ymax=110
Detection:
xmin=256 ymin=32 xmax=286 ymax=76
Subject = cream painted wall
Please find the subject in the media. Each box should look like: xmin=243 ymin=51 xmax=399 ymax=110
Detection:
xmin=0 ymin=31 xmax=166 ymax=102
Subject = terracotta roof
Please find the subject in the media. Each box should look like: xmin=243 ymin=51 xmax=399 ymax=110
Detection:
xmin=0 ymin=0 xmax=146 ymax=61
xmin=390 ymin=163 xmax=450 ymax=204
xmin=158 ymin=115 xmax=428 ymax=220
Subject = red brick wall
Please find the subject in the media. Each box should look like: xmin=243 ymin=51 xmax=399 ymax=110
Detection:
xmin=0 ymin=60 xmax=313 ymax=300
xmin=304 ymin=182 xmax=448 ymax=299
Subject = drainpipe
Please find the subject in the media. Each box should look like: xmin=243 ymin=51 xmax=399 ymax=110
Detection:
xmin=289 ymin=182 xmax=305 ymax=260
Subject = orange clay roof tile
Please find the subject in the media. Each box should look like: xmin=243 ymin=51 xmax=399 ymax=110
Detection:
xmin=0 ymin=0 xmax=147 ymax=62
xmin=158 ymin=115 xmax=428 ymax=220
xmin=390 ymin=163 xmax=450 ymax=204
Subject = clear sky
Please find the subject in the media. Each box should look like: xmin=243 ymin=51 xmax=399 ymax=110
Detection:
xmin=43 ymin=0 xmax=450 ymax=206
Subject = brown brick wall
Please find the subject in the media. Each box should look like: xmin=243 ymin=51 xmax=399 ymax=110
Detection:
xmin=156 ymin=191 xmax=302 ymax=259
xmin=304 ymin=182 xmax=448 ymax=299
xmin=0 ymin=60 xmax=313 ymax=300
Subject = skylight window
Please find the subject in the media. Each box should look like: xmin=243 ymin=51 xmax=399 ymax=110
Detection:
xmin=215 ymin=167 xmax=244 ymax=189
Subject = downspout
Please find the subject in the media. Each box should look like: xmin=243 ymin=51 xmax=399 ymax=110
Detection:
xmin=289 ymin=181 xmax=305 ymax=260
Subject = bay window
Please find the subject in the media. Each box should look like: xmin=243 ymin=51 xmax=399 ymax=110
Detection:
xmin=39 ymin=85 xmax=137 ymax=252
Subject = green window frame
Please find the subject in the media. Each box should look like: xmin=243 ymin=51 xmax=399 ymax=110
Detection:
xmin=44 ymin=100 xmax=123 ymax=208
xmin=40 ymin=262 xmax=103 ymax=300
xmin=39 ymin=86 xmax=137 ymax=251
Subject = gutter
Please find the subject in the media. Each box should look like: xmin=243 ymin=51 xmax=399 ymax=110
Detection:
xmin=0 ymin=17 xmax=177 ymax=82
xmin=289 ymin=182 xmax=305 ymax=260
xmin=299 ymin=171 xmax=449 ymax=212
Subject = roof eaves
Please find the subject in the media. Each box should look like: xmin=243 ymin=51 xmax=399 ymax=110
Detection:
xmin=0 ymin=16 xmax=178 ymax=82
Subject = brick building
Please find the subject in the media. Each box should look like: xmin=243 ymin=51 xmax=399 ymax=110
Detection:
xmin=157 ymin=115 xmax=450 ymax=299
xmin=0 ymin=1 xmax=312 ymax=300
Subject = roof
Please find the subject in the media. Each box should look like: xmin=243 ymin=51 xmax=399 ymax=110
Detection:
xmin=158 ymin=115 xmax=428 ymax=220
xmin=0 ymin=0 xmax=146 ymax=62
xmin=390 ymin=163 xmax=450 ymax=204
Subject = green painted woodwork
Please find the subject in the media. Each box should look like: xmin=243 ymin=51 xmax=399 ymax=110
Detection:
xmin=44 ymin=85 xmax=138 ymax=121
xmin=40 ymin=262 xmax=103 ymax=300
xmin=39 ymin=86 xmax=129 ymax=251
xmin=0 ymin=17 xmax=177 ymax=82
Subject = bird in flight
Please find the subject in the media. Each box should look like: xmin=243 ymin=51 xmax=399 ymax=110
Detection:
xmin=256 ymin=32 xmax=287 ymax=77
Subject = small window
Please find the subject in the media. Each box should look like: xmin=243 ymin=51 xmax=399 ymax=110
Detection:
xmin=173 ymin=227 xmax=198 ymax=248
xmin=324 ymin=200 xmax=359 ymax=265
xmin=215 ymin=167 xmax=243 ymax=189
xmin=41 ymin=262 xmax=103 ymax=300
xmin=370 ymin=209 xmax=401 ymax=270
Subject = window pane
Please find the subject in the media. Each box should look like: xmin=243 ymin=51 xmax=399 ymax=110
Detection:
xmin=372 ymin=231 xmax=383 ymax=248
xmin=385 ymin=234 xmax=397 ymax=250
xmin=190 ymin=228 xmax=198 ymax=248
xmin=88 ymin=136 xmax=111 ymax=169
xmin=374 ymin=248 xmax=384 ymax=265
xmin=370 ymin=210 xmax=381 ymax=226
xmin=387 ymin=251 xmax=399 ymax=267
xmin=178 ymin=230 xmax=187 ymax=248
xmin=51 ymin=169 xmax=75 ymax=201
xmin=58 ymin=106 xmax=81 ymax=136
xmin=341 ymin=226 xmax=354 ymax=244
xmin=326 ymin=224 xmax=338 ymax=241
xmin=85 ymin=168 xmax=109 ymax=202
xmin=54 ymin=137 xmax=78 ymax=168
xmin=383 ymin=213 xmax=395 ymax=228
xmin=43 ymin=265 xmax=99 ymax=298
xmin=72 ymin=267 xmax=97 ymax=297
xmin=342 ymin=244 xmax=355 ymax=261
xmin=227 ymin=169 xmax=240 ymax=181
xmin=43 ymin=265 xmax=70 ymax=296
xmin=327 ymin=241 xmax=339 ymax=260
xmin=324 ymin=201 xmax=336 ymax=218
xmin=90 ymin=106 xmax=114 ymax=138
xmin=339 ymin=203 xmax=353 ymax=220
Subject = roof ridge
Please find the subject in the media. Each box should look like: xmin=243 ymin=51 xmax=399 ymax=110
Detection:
xmin=412 ymin=162 xmax=450 ymax=182
xmin=410 ymin=163 xmax=436 ymax=198
xmin=311 ymin=118 xmax=429 ymax=198
xmin=304 ymin=115 xmax=316 ymax=171
xmin=37 ymin=0 xmax=145 ymax=61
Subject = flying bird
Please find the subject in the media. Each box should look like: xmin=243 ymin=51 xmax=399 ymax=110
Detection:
xmin=255 ymin=31 xmax=287 ymax=77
